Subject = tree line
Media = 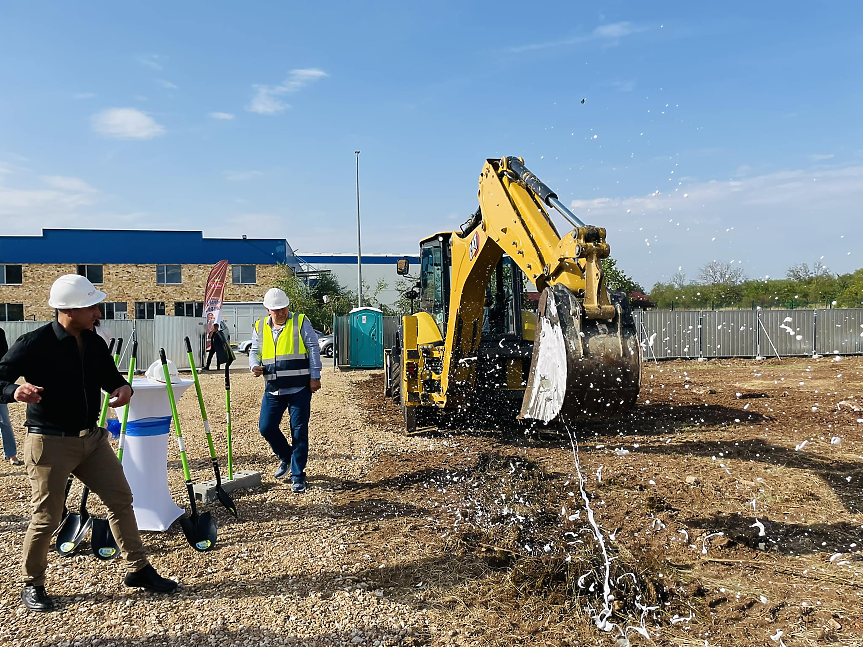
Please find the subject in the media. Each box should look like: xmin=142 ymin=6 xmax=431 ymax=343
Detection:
xmin=647 ymin=261 xmax=863 ymax=310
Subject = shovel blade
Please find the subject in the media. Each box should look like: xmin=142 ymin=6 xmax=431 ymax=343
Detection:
xmin=180 ymin=512 xmax=217 ymax=552
xmin=56 ymin=514 xmax=92 ymax=557
xmin=90 ymin=518 xmax=119 ymax=560
xmin=216 ymin=487 xmax=238 ymax=518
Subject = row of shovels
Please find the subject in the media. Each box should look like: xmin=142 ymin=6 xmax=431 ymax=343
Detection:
xmin=55 ymin=335 xmax=237 ymax=557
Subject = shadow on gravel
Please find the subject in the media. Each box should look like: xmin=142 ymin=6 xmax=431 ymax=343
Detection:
xmin=24 ymin=627 xmax=428 ymax=647
xmin=636 ymin=438 xmax=863 ymax=513
xmin=684 ymin=513 xmax=863 ymax=556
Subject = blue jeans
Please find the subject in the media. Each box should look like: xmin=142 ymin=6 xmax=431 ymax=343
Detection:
xmin=258 ymin=388 xmax=311 ymax=483
xmin=0 ymin=403 xmax=16 ymax=459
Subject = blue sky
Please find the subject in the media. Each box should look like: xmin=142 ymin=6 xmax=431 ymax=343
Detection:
xmin=0 ymin=2 xmax=861 ymax=288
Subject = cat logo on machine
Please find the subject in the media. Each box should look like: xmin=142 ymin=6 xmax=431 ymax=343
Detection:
xmin=469 ymin=231 xmax=480 ymax=261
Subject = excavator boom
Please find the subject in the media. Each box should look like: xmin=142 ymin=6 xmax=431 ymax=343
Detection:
xmin=391 ymin=157 xmax=641 ymax=431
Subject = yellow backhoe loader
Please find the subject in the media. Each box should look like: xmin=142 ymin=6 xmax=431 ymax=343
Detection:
xmin=385 ymin=157 xmax=641 ymax=432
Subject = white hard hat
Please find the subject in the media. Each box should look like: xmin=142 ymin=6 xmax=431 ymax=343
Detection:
xmin=263 ymin=287 xmax=290 ymax=310
xmin=48 ymin=274 xmax=107 ymax=309
xmin=145 ymin=358 xmax=179 ymax=383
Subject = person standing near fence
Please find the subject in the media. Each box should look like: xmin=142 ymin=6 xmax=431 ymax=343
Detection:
xmin=0 ymin=326 xmax=22 ymax=466
xmin=249 ymin=288 xmax=321 ymax=492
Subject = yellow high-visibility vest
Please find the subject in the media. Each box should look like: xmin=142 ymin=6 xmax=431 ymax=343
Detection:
xmin=255 ymin=314 xmax=310 ymax=390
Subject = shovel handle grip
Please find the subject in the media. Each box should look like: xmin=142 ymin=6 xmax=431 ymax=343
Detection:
xmin=184 ymin=336 xmax=192 ymax=353
xmin=107 ymin=338 xmax=116 ymax=355
xmin=132 ymin=340 xmax=138 ymax=360
xmin=159 ymin=348 xmax=167 ymax=365
xmin=115 ymin=338 xmax=123 ymax=357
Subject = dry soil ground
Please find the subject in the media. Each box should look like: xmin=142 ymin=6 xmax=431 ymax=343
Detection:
xmin=1 ymin=356 xmax=862 ymax=647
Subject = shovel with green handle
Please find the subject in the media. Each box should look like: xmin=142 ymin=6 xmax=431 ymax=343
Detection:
xmin=184 ymin=336 xmax=237 ymax=517
xmin=160 ymin=348 xmax=217 ymax=551
xmin=91 ymin=336 xmax=137 ymax=559
xmin=56 ymin=338 xmax=122 ymax=556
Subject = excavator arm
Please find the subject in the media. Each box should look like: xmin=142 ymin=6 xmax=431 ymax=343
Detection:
xmin=436 ymin=157 xmax=641 ymax=425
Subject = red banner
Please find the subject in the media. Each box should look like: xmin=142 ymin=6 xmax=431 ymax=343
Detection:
xmin=203 ymin=260 xmax=229 ymax=347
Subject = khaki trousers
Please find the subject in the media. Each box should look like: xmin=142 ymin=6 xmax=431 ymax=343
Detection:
xmin=22 ymin=428 xmax=149 ymax=586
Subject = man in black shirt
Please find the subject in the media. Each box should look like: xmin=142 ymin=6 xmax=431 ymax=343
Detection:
xmin=0 ymin=274 xmax=177 ymax=611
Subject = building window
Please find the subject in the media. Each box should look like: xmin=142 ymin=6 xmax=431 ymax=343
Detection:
xmin=77 ymin=264 xmax=103 ymax=284
xmin=156 ymin=264 xmax=182 ymax=285
xmin=174 ymin=301 xmax=204 ymax=317
xmin=99 ymin=302 xmax=128 ymax=320
xmin=232 ymin=265 xmax=256 ymax=284
xmin=135 ymin=302 xmax=165 ymax=319
xmin=0 ymin=265 xmax=23 ymax=285
xmin=0 ymin=304 xmax=24 ymax=321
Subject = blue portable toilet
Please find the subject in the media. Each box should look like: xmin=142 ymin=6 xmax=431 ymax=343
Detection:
xmin=349 ymin=307 xmax=383 ymax=368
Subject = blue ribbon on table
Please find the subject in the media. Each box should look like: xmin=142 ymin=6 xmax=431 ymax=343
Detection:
xmin=106 ymin=415 xmax=173 ymax=438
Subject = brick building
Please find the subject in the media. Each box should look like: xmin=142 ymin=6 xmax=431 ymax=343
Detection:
xmin=0 ymin=229 xmax=297 ymax=321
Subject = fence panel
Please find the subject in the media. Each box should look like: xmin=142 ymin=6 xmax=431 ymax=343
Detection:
xmin=383 ymin=316 xmax=400 ymax=351
xmin=640 ymin=310 xmax=700 ymax=359
xmin=702 ymin=311 xmax=758 ymax=358
xmin=1 ymin=321 xmax=49 ymax=344
xmin=816 ymin=309 xmax=863 ymax=356
xmin=154 ymin=316 xmax=206 ymax=370
xmin=333 ymin=315 xmax=351 ymax=368
xmin=759 ymin=310 xmax=815 ymax=357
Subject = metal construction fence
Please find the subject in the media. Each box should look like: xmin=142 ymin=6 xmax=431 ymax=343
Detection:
xmin=1 ymin=316 xmax=207 ymax=371
xmin=330 ymin=308 xmax=863 ymax=367
xmin=633 ymin=308 xmax=863 ymax=360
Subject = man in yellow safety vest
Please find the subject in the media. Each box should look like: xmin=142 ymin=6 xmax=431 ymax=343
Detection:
xmin=249 ymin=288 xmax=322 ymax=493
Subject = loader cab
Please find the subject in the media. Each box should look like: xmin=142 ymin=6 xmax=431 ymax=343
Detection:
xmin=419 ymin=235 xmax=451 ymax=334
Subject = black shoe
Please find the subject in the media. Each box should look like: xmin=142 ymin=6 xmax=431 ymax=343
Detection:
xmin=124 ymin=565 xmax=178 ymax=593
xmin=21 ymin=585 xmax=54 ymax=612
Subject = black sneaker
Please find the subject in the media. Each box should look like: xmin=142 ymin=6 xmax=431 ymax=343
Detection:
xmin=291 ymin=481 xmax=306 ymax=494
xmin=274 ymin=461 xmax=290 ymax=479
xmin=21 ymin=585 xmax=54 ymax=612
xmin=124 ymin=565 xmax=178 ymax=593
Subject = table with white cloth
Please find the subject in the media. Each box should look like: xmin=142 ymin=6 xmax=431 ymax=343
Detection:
xmin=113 ymin=377 xmax=193 ymax=532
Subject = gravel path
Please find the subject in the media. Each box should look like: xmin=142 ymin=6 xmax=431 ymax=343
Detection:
xmin=0 ymin=364 xmax=435 ymax=647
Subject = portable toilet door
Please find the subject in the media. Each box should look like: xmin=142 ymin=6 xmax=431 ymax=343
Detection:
xmin=349 ymin=307 xmax=383 ymax=368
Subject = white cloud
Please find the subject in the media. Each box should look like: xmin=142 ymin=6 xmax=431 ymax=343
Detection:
xmin=73 ymin=92 xmax=96 ymax=100
xmin=137 ymin=54 xmax=163 ymax=70
xmin=246 ymin=68 xmax=328 ymax=115
xmin=611 ymin=80 xmax=636 ymax=92
xmin=40 ymin=176 xmax=99 ymax=193
xmin=91 ymin=108 xmax=165 ymax=140
xmin=567 ymin=164 xmax=863 ymax=285
xmin=209 ymin=112 xmax=235 ymax=120
xmin=223 ymin=170 xmax=263 ymax=182
xmin=510 ymin=21 xmax=650 ymax=53
xmin=0 ymin=173 xmax=102 ymax=231
xmin=593 ymin=22 xmax=642 ymax=39
xmin=810 ymin=153 xmax=834 ymax=161
xmin=156 ymin=79 xmax=178 ymax=89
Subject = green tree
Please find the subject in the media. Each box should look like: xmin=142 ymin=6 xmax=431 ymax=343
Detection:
xmin=275 ymin=265 xmax=353 ymax=332
xmin=601 ymin=257 xmax=644 ymax=294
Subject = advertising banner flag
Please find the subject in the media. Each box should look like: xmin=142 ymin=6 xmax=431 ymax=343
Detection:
xmin=203 ymin=260 xmax=229 ymax=348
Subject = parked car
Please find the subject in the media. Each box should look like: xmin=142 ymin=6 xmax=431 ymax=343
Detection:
xmin=318 ymin=334 xmax=334 ymax=358
xmin=237 ymin=339 xmax=253 ymax=354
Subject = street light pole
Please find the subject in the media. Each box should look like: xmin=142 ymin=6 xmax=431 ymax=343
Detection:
xmin=355 ymin=150 xmax=363 ymax=308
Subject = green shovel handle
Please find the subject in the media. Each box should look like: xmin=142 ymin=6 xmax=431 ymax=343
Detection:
xmin=98 ymin=338 xmax=123 ymax=428
xmin=185 ymin=336 xmax=218 ymax=459
xmin=160 ymin=349 xmax=192 ymax=481
xmin=117 ymin=340 xmax=137 ymax=463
